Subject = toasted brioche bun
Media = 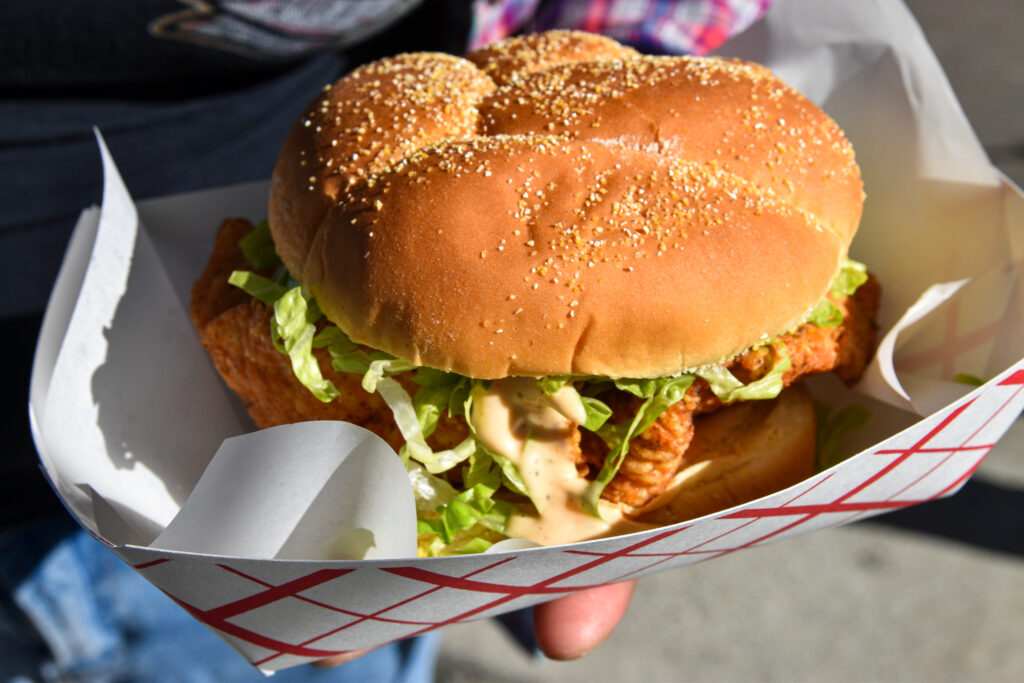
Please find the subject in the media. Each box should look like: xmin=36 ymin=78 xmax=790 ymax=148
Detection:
xmin=269 ymin=31 xmax=863 ymax=379
xmin=631 ymin=383 xmax=818 ymax=524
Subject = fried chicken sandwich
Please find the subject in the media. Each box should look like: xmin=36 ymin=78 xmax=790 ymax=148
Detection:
xmin=190 ymin=31 xmax=880 ymax=555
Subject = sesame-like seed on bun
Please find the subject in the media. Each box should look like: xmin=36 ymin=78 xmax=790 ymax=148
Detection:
xmin=269 ymin=30 xmax=863 ymax=379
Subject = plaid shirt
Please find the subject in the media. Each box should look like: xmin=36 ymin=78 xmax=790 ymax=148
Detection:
xmin=469 ymin=0 xmax=773 ymax=54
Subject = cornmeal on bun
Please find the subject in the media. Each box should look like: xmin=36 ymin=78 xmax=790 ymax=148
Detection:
xmin=190 ymin=30 xmax=879 ymax=555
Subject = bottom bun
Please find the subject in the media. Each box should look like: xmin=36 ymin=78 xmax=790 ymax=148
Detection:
xmin=630 ymin=384 xmax=817 ymax=525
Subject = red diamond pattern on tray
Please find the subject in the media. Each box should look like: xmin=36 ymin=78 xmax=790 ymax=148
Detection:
xmin=114 ymin=359 xmax=1024 ymax=672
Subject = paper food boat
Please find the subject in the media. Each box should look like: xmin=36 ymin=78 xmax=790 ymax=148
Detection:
xmin=28 ymin=0 xmax=1024 ymax=673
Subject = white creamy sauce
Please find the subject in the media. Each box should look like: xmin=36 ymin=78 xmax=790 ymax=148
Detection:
xmin=471 ymin=378 xmax=655 ymax=546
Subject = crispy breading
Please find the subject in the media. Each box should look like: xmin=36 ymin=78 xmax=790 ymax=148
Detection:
xmin=591 ymin=276 xmax=880 ymax=507
xmin=679 ymin=273 xmax=881 ymax=415
xmin=189 ymin=219 xmax=465 ymax=452
xmin=190 ymin=217 xmax=258 ymax=335
xmin=579 ymin=395 xmax=696 ymax=507
xmin=191 ymin=219 xmax=879 ymax=509
xmin=199 ymin=299 xmax=404 ymax=446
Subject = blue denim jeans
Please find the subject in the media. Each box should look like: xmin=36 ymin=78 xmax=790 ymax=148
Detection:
xmin=0 ymin=517 xmax=439 ymax=682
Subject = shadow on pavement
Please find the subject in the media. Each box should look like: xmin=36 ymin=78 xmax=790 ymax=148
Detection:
xmin=862 ymin=476 xmax=1024 ymax=557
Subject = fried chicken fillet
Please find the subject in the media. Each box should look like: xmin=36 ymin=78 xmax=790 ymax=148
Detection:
xmin=191 ymin=217 xmax=880 ymax=509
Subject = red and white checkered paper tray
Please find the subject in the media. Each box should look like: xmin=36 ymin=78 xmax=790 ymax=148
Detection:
xmin=29 ymin=0 xmax=1024 ymax=673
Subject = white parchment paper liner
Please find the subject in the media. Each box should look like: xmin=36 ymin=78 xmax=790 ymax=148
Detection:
xmin=29 ymin=0 xmax=1024 ymax=672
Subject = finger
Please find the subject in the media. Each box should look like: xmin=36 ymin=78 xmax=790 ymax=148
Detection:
xmin=311 ymin=647 xmax=374 ymax=668
xmin=533 ymin=580 xmax=636 ymax=661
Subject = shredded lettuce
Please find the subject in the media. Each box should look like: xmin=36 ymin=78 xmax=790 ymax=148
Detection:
xmin=271 ymin=286 xmax=339 ymax=403
xmin=805 ymin=258 xmax=869 ymax=328
xmin=226 ymin=224 xmax=873 ymax=552
xmin=406 ymin=461 xmax=458 ymax=514
xmin=815 ymin=403 xmax=871 ymax=470
xmin=580 ymin=395 xmax=613 ymax=431
xmin=374 ymin=377 xmax=433 ymax=463
xmin=464 ymin=384 xmax=538 ymax=506
xmin=807 ymin=299 xmax=844 ymax=328
xmin=312 ymin=326 xmax=373 ymax=374
xmin=376 ymin=376 xmax=478 ymax=475
xmin=233 ymin=260 xmax=799 ymax=524
xmin=409 ymin=453 xmax=513 ymax=555
xmin=228 ymin=270 xmax=287 ymax=307
xmin=239 ymin=220 xmax=283 ymax=270
xmin=832 ymin=258 xmax=869 ymax=298
xmin=695 ymin=345 xmax=791 ymax=403
xmin=363 ymin=358 xmax=419 ymax=393
xmin=579 ymin=347 xmax=791 ymax=516
xmin=582 ymin=374 xmax=695 ymax=515
xmin=415 ymin=464 xmax=515 ymax=555
xmin=537 ymin=375 xmax=571 ymax=394
xmin=411 ymin=369 xmax=472 ymax=437
xmin=228 ymin=271 xmax=341 ymax=403
xmin=953 ymin=373 xmax=985 ymax=387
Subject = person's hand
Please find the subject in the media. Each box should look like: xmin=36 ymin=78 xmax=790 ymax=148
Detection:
xmin=315 ymin=579 xmax=637 ymax=667
xmin=312 ymin=648 xmax=374 ymax=668
xmin=533 ymin=579 xmax=636 ymax=660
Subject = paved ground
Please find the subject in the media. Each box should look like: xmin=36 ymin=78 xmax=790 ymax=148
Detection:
xmin=435 ymin=2 xmax=1024 ymax=681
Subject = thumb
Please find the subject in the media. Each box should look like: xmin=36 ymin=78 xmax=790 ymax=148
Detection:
xmin=532 ymin=580 xmax=636 ymax=661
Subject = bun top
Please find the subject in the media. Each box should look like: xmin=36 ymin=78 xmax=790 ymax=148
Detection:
xmin=269 ymin=31 xmax=863 ymax=379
